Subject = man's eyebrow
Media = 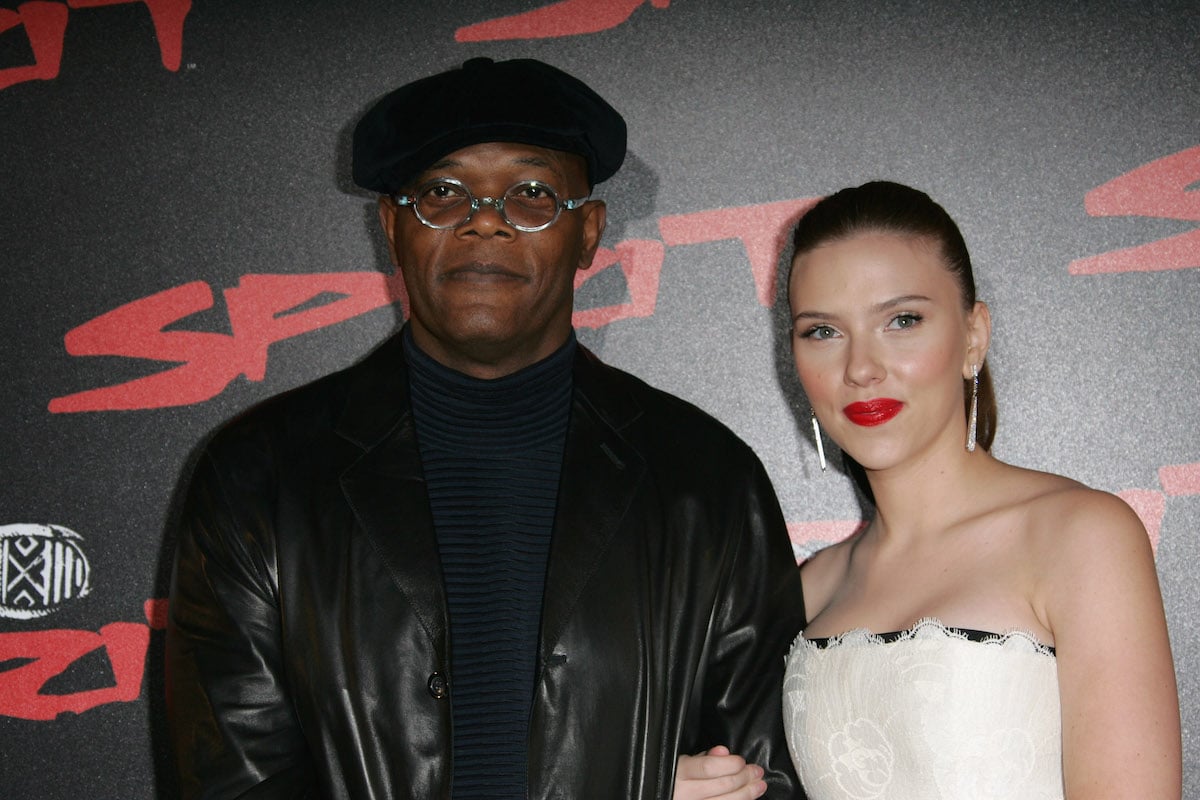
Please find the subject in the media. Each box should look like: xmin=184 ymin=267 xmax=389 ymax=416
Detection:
xmin=512 ymin=155 xmax=568 ymax=179
xmin=424 ymin=158 xmax=461 ymax=172
xmin=513 ymin=155 xmax=555 ymax=168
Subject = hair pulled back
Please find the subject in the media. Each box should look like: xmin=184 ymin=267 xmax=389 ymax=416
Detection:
xmin=788 ymin=180 xmax=996 ymax=451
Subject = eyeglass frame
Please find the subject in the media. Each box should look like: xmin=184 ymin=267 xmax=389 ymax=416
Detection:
xmin=393 ymin=177 xmax=591 ymax=233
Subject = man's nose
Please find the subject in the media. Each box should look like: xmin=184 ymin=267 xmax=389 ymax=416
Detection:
xmin=458 ymin=196 xmax=514 ymax=237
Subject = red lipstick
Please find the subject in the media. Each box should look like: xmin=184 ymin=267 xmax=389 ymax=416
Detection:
xmin=843 ymin=399 xmax=903 ymax=427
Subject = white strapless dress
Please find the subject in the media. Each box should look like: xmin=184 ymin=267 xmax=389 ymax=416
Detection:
xmin=782 ymin=618 xmax=1063 ymax=800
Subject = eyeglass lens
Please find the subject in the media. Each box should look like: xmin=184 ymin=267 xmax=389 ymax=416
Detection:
xmin=415 ymin=180 xmax=561 ymax=230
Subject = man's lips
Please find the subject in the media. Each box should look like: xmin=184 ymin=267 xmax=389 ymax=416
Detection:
xmin=442 ymin=262 xmax=524 ymax=282
xmin=842 ymin=399 xmax=903 ymax=426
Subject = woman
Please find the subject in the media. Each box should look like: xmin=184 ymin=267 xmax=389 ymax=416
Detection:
xmin=777 ymin=181 xmax=1180 ymax=799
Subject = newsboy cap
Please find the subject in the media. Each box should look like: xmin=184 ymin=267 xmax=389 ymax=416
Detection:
xmin=352 ymin=57 xmax=627 ymax=193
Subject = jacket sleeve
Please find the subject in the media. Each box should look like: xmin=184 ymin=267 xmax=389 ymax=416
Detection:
xmin=165 ymin=447 xmax=316 ymax=800
xmin=702 ymin=457 xmax=808 ymax=797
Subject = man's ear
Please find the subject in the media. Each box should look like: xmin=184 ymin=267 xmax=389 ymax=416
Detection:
xmin=377 ymin=196 xmax=402 ymax=267
xmin=964 ymin=300 xmax=992 ymax=377
xmin=576 ymin=200 xmax=607 ymax=272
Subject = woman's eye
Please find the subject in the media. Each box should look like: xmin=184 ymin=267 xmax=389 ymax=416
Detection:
xmin=799 ymin=324 xmax=838 ymax=340
xmin=887 ymin=313 xmax=922 ymax=330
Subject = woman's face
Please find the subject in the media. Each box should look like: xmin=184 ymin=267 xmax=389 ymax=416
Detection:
xmin=789 ymin=231 xmax=988 ymax=472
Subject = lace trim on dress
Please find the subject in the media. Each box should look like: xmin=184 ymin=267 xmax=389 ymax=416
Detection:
xmin=793 ymin=616 xmax=1055 ymax=657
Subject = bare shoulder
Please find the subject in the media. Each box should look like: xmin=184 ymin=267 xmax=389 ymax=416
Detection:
xmin=998 ymin=465 xmax=1161 ymax=631
xmin=799 ymin=533 xmax=857 ymax=625
xmin=978 ymin=463 xmax=1179 ymax=794
xmin=1014 ymin=469 xmax=1152 ymax=567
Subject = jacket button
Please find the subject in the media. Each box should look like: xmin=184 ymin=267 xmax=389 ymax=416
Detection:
xmin=427 ymin=672 xmax=449 ymax=700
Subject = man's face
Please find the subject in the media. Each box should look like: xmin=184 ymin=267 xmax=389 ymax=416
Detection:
xmin=378 ymin=141 xmax=606 ymax=378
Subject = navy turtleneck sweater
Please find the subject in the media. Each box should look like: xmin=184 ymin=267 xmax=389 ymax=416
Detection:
xmin=404 ymin=329 xmax=575 ymax=799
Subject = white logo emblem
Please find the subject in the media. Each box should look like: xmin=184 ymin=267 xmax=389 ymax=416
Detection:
xmin=0 ymin=524 xmax=92 ymax=619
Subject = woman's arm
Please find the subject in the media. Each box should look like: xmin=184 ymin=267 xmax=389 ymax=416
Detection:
xmin=1039 ymin=488 xmax=1181 ymax=799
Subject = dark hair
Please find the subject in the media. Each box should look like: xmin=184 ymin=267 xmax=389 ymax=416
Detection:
xmin=788 ymin=181 xmax=997 ymax=476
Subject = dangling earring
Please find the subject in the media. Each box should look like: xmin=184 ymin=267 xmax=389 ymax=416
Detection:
xmin=811 ymin=411 xmax=827 ymax=472
xmin=966 ymin=364 xmax=979 ymax=453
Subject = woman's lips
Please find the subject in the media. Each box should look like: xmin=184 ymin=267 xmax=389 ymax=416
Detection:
xmin=843 ymin=399 xmax=903 ymax=426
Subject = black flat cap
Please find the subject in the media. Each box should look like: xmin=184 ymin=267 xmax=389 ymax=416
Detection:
xmin=352 ymin=57 xmax=627 ymax=193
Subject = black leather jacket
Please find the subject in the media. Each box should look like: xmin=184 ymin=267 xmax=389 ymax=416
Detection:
xmin=166 ymin=333 xmax=807 ymax=799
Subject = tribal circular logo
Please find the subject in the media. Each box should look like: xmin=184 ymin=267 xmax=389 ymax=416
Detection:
xmin=0 ymin=523 xmax=92 ymax=620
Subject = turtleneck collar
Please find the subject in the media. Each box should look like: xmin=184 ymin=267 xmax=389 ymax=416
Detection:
xmin=403 ymin=326 xmax=576 ymax=425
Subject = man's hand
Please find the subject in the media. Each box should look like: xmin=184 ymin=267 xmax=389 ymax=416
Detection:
xmin=673 ymin=745 xmax=767 ymax=799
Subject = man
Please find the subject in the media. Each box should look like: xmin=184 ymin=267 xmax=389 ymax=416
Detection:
xmin=166 ymin=57 xmax=806 ymax=799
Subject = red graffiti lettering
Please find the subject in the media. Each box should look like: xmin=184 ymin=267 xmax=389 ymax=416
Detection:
xmin=456 ymin=0 xmax=670 ymax=42
xmin=0 ymin=0 xmax=190 ymax=92
xmin=0 ymin=2 xmax=69 ymax=91
xmin=1067 ymin=228 xmax=1200 ymax=275
xmin=787 ymin=482 xmax=1176 ymax=563
xmin=1069 ymin=145 xmax=1200 ymax=275
xmin=48 ymin=272 xmax=405 ymax=413
xmin=787 ymin=520 xmax=866 ymax=559
xmin=0 ymin=622 xmax=149 ymax=720
xmin=46 ymin=199 xmax=828 ymax=413
xmin=67 ymin=0 xmax=192 ymax=71
xmin=1116 ymin=489 xmax=1165 ymax=554
xmin=573 ymin=239 xmax=665 ymax=329
xmin=1083 ymin=146 xmax=1200 ymax=220
xmin=1159 ymin=462 xmax=1200 ymax=497
xmin=0 ymin=599 xmax=165 ymax=721
xmin=658 ymin=198 xmax=819 ymax=306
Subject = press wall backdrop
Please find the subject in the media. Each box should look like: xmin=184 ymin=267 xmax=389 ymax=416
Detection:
xmin=1 ymin=2 xmax=1197 ymax=797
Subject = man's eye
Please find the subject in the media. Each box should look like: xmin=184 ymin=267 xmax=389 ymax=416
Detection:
xmin=417 ymin=181 xmax=468 ymax=205
xmin=426 ymin=183 xmax=462 ymax=199
xmin=514 ymin=183 xmax=551 ymax=200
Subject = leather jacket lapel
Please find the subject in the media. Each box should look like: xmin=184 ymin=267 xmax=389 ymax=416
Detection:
xmin=335 ymin=334 xmax=448 ymax=651
xmin=540 ymin=349 xmax=645 ymax=660
xmin=328 ymin=338 xmax=648 ymax=662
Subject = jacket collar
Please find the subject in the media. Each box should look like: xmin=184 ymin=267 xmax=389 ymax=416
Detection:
xmin=333 ymin=330 xmax=645 ymax=447
xmin=333 ymin=330 xmax=647 ymax=658
xmin=335 ymin=332 xmax=448 ymax=651
xmin=541 ymin=347 xmax=646 ymax=660
xmin=334 ymin=332 xmax=411 ymax=451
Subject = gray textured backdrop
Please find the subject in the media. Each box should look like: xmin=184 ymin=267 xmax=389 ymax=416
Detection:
xmin=1 ymin=1 xmax=1197 ymax=797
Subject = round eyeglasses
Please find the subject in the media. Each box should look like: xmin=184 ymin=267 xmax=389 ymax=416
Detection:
xmin=394 ymin=178 xmax=590 ymax=233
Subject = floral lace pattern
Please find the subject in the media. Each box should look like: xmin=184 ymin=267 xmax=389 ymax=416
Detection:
xmin=798 ymin=616 xmax=1056 ymax=656
xmin=783 ymin=618 xmax=1062 ymax=800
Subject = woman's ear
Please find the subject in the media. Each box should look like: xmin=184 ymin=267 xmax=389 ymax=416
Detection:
xmin=964 ymin=300 xmax=991 ymax=377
